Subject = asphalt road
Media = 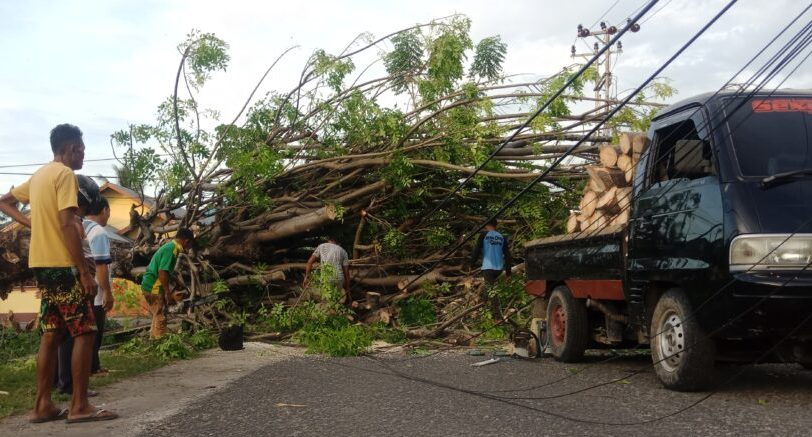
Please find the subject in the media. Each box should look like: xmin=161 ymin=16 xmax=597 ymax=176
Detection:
xmin=138 ymin=349 xmax=812 ymax=437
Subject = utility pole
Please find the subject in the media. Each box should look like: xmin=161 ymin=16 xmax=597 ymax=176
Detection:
xmin=571 ymin=19 xmax=640 ymax=134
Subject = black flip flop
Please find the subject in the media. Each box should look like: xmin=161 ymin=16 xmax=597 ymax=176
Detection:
xmin=65 ymin=408 xmax=118 ymax=424
xmin=29 ymin=408 xmax=68 ymax=424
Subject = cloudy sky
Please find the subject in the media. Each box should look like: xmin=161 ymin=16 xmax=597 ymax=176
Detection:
xmin=0 ymin=0 xmax=809 ymax=191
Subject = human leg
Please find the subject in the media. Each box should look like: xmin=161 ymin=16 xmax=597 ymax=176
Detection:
xmin=32 ymin=330 xmax=63 ymax=420
xmin=56 ymin=334 xmax=74 ymax=394
xmin=65 ymin=330 xmax=116 ymax=423
xmin=480 ymin=270 xmax=503 ymax=319
xmin=91 ymin=305 xmax=105 ymax=373
xmin=144 ymin=292 xmax=167 ymax=339
xmin=68 ymin=331 xmax=94 ymax=417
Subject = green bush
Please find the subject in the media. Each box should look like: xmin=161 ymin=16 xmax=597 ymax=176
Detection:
xmin=367 ymin=323 xmax=407 ymax=344
xmin=476 ymin=310 xmax=509 ymax=341
xmin=298 ymin=316 xmax=372 ymax=357
xmin=105 ymin=318 xmax=123 ymax=331
xmin=115 ymin=329 xmax=215 ymax=361
xmin=0 ymin=329 xmax=40 ymax=362
xmin=255 ymin=302 xmax=324 ymax=333
xmin=397 ymin=297 xmax=437 ymax=327
xmin=188 ymin=329 xmax=217 ymax=350
xmin=152 ymin=333 xmax=195 ymax=360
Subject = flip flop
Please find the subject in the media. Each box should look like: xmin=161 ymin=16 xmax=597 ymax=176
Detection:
xmin=29 ymin=408 xmax=68 ymax=424
xmin=66 ymin=408 xmax=118 ymax=424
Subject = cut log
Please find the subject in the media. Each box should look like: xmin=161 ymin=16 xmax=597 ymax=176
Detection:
xmin=616 ymin=154 xmax=632 ymax=173
xmin=364 ymin=307 xmax=393 ymax=325
xmin=611 ymin=209 xmax=630 ymax=227
xmin=586 ymin=166 xmax=626 ymax=191
xmin=251 ymin=205 xmax=338 ymax=243
xmin=632 ymin=152 xmax=642 ymax=165
xmin=624 ymin=166 xmax=634 ymax=184
xmin=566 ymin=213 xmax=580 ymax=233
xmin=596 ymin=187 xmax=619 ymax=213
xmin=583 ymin=210 xmax=606 ymax=233
xmin=580 ymin=190 xmax=597 ymax=217
xmin=598 ymin=144 xmax=620 ymax=168
xmin=588 ymin=177 xmax=604 ymax=194
xmin=617 ymin=187 xmax=632 ymax=212
xmin=619 ymin=133 xmax=633 ymax=155
xmin=365 ymin=291 xmax=381 ymax=310
xmin=632 ymin=134 xmax=649 ymax=154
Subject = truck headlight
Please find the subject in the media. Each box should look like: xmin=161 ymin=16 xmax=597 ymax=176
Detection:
xmin=730 ymin=234 xmax=812 ymax=271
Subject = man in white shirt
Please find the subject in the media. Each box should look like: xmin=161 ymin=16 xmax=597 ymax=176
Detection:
xmin=82 ymin=198 xmax=114 ymax=375
xmin=303 ymin=237 xmax=351 ymax=303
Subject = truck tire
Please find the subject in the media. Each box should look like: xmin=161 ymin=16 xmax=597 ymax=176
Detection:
xmin=650 ymin=288 xmax=715 ymax=391
xmin=546 ymin=286 xmax=588 ymax=362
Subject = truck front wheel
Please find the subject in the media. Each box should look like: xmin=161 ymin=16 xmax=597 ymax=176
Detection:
xmin=650 ymin=288 xmax=715 ymax=391
xmin=546 ymin=286 xmax=588 ymax=362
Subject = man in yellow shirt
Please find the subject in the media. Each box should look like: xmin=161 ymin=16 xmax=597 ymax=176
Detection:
xmin=0 ymin=124 xmax=117 ymax=424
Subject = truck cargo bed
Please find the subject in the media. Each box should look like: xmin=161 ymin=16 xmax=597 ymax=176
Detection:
xmin=524 ymin=224 xmax=626 ymax=282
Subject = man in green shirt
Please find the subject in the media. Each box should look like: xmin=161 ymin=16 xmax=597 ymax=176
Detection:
xmin=140 ymin=228 xmax=194 ymax=339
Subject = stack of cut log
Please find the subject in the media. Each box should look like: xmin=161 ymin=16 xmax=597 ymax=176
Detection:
xmin=566 ymin=133 xmax=649 ymax=234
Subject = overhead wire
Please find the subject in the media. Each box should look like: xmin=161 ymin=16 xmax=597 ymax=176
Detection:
xmin=396 ymin=0 xmax=737 ymax=297
xmin=385 ymin=3 xmax=812 ymax=406
xmin=412 ymin=0 xmax=660 ymax=230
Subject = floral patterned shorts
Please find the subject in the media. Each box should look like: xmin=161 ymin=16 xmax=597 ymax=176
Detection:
xmin=33 ymin=268 xmax=97 ymax=338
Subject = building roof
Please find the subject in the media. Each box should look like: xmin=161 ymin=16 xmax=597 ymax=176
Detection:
xmin=99 ymin=182 xmax=186 ymax=218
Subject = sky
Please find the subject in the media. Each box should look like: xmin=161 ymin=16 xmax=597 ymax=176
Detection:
xmin=0 ymin=0 xmax=809 ymax=191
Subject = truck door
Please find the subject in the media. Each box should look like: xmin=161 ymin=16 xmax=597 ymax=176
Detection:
xmin=627 ymin=107 xmax=725 ymax=323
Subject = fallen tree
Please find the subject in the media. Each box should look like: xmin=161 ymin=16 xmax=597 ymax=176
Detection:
xmin=0 ymin=17 xmax=673 ymax=339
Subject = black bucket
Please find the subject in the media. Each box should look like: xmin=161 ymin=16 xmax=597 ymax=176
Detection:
xmin=219 ymin=325 xmax=244 ymax=351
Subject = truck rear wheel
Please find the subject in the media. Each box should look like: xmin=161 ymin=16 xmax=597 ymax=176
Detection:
xmin=546 ymin=286 xmax=588 ymax=362
xmin=650 ymin=288 xmax=715 ymax=391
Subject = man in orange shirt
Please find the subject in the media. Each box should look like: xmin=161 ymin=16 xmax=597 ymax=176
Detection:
xmin=0 ymin=124 xmax=117 ymax=424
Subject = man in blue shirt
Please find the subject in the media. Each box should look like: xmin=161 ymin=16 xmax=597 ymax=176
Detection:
xmin=471 ymin=218 xmax=513 ymax=317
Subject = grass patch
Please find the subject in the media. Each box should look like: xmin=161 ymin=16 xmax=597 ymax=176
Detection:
xmin=0 ymin=329 xmax=216 ymax=419
xmin=397 ymin=297 xmax=437 ymax=327
xmin=0 ymin=330 xmax=40 ymax=362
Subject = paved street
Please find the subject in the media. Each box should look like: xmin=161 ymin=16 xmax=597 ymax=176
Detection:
xmin=139 ymin=349 xmax=812 ymax=437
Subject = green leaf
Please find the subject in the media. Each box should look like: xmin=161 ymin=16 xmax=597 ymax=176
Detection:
xmin=470 ymin=36 xmax=507 ymax=81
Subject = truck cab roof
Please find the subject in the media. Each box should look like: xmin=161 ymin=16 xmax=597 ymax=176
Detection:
xmin=652 ymin=88 xmax=812 ymax=122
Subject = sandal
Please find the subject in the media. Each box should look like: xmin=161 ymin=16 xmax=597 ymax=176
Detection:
xmin=29 ymin=408 xmax=68 ymax=424
xmin=66 ymin=408 xmax=118 ymax=424
xmin=92 ymin=368 xmax=110 ymax=376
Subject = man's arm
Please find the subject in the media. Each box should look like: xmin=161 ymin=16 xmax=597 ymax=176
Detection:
xmin=470 ymin=233 xmax=485 ymax=268
xmin=96 ymin=263 xmax=114 ymax=311
xmin=303 ymin=254 xmax=318 ymax=287
xmin=0 ymin=193 xmax=31 ymax=228
xmin=59 ymin=208 xmax=94 ymax=295
xmin=158 ymin=270 xmax=172 ymax=305
xmin=89 ymin=229 xmax=114 ymax=311
xmin=502 ymin=235 xmax=513 ymax=277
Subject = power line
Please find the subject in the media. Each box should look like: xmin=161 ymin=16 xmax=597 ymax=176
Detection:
xmin=468 ymin=5 xmax=812 ymax=399
xmin=0 ymin=154 xmax=172 ymax=169
xmin=399 ymin=0 xmax=736 ymax=295
xmin=589 ymin=0 xmax=622 ymax=28
xmin=640 ymin=0 xmax=674 ymax=25
xmin=0 ymin=172 xmax=120 ymax=179
xmin=415 ymin=0 xmax=661 ymax=232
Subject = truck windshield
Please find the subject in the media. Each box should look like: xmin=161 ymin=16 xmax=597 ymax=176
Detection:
xmin=725 ymin=97 xmax=812 ymax=177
